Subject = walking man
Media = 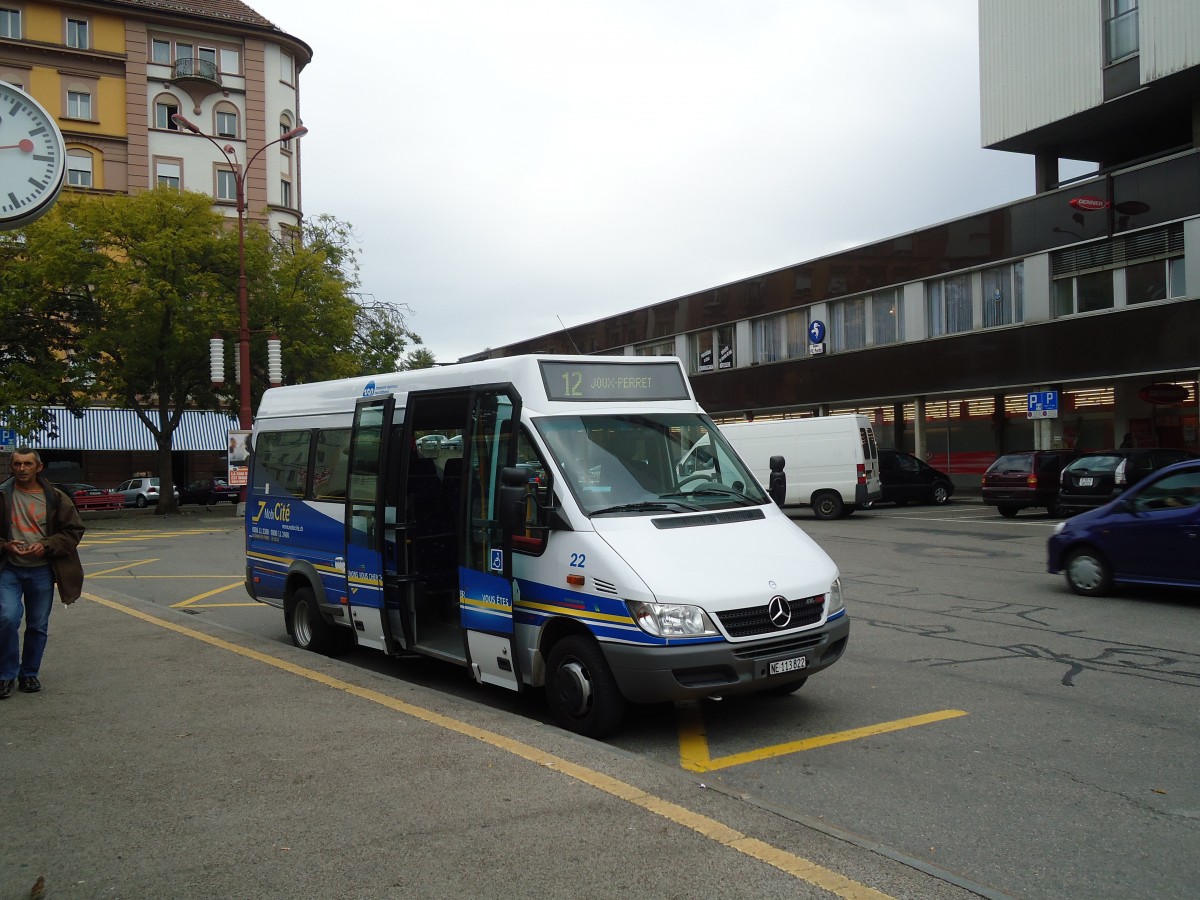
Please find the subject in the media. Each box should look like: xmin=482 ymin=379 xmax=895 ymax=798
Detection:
xmin=0 ymin=447 xmax=85 ymax=699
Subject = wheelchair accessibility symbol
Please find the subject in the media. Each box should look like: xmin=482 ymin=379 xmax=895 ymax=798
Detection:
xmin=490 ymin=548 xmax=503 ymax=572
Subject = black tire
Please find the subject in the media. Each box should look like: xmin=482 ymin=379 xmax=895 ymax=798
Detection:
xmin=811 ymin=491 xmax=844 ymax=520
xmin=1065 ymin=547 xmax=1112 ymax=597
xmin=135 ymin=494 xmax=148 ymax=508
xmin=930 ymin=483 xmax=951 ymax=505
xmin=997 ymin=505 xmax=1019 ymax=518
xmin=288 ymin=586 xmax=348 ymax=655
xmin=1046 ymin=500 xmax=1062 ymax=517
xmin=545 ymin=635 xmax=626 ymax=738
xmin=759 ymin=675 xmax=808 ymax=697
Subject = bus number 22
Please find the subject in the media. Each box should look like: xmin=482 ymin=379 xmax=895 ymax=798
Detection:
xmin=569 ymin=553 xmax=586 ymax=568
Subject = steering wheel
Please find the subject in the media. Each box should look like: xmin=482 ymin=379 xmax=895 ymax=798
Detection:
xmin=677 ymin=473 xmax=714 ymax=491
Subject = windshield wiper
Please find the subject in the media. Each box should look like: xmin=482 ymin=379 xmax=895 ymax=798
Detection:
xmin=590 ymin=500 xmax=701 ymax=516
xmin=661 ymin=483 xmax=755 ymax=502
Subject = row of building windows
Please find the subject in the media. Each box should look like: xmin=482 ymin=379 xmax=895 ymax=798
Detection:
xmin=153 ymin=95 xmax=298 ymax=145
xmin=0 ymin=8 xmax=88 ymax=47
xmin=636 ymin=226 xmax=1185 ymax=376
xmin=1 ymin=8 xmax=296 ymax=83
xmin=151 ymin=159 xmax=293 ymax=207
xmin=61 ymin=147 xmax=295 ymax=209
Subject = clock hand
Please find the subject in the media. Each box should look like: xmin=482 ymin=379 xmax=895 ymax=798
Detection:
xmin=0 ymin=140 xmax=35 ymax=152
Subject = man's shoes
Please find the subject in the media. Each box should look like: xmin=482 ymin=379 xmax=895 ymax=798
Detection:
xmin=0 ymin=679 xmax=13 ymax=699
xmin=18 ymin=676 xmax=40 ymax=694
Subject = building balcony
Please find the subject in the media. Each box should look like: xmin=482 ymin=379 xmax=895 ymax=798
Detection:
xmin=171 ymin=57 xmax=221 ymax=88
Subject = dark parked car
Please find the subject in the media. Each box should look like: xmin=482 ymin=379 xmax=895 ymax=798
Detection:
xmin=1048 ymin=459 xmax=1200 ymax=596
xmin=1058 ymin=448 xmax=1198 ymax=515
xmin=54 ymin=482 xmax=124 ymax=511
xmin=877 ymin=449 xmax=954 ymax=505
xmin=981 ymin=449 xmax=1076 ymax=517
xmin=178 ymin=477 xmax=240 ymax=506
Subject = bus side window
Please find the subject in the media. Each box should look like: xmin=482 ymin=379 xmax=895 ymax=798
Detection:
xmin=314 ymin=428 xmax=352 ymax=500
xmin=253 ymin=430 xmax=312 ymax=499
xmin=513 ymin=428 xmax=551 ymax=555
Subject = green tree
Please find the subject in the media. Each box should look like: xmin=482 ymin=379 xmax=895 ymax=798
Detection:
xmin=402 ymin=347 xmax=437 ymax=370
xmin=286 ymin=214 xmax=426 ymax=376
xmin=0 ymin=190 xmax=411 ymax=511
xmin=52 ymin=188 xmax=240 ymax=509
xmin=0 ymin=219 xmax=98 ymax=432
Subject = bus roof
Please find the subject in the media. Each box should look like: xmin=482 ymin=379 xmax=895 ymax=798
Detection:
xmin=253 ymin=355 xmax=698 ymax=423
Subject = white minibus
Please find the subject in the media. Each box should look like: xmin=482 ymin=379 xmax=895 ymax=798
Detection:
xmin=245 ymin=355 xmax=849 ymax=736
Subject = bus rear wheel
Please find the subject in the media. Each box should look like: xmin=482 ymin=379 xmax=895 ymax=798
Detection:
xmin=545 ymin=635 xmax=626 ymax=738
xmin=289 ymin=587 xmax=348 ymax=655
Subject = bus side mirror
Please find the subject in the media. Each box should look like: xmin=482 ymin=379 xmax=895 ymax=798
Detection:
xmin=499 ymin=466 xmax=528 ymax=536
xmin=768 ymin=455 xmax=786 ymax=507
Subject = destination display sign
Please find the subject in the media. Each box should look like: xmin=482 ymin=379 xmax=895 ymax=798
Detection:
xmin=540 ymin=360 xmax=690 ymax=402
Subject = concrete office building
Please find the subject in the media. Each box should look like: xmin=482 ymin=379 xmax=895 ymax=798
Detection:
xmin=475 ymin=1 xmax=1200 ymax=486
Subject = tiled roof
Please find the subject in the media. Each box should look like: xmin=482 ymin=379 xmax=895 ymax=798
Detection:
xmin=106 ymin=0 xmax=279 ymax=32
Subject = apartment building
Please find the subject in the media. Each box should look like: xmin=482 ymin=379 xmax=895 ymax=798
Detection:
xmin=0 ymin=0 xmax=310 ymax=232
xmin=0 ymin=0 xmax=311 ymax=482
xmin=475 ymin=0 xmax=1200 ymax=484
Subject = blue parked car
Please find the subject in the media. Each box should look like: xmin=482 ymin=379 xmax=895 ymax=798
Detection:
xmin=1047 ymin=459 xmax=1200 ymax=596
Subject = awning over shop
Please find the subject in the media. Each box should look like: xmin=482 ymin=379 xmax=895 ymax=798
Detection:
xmin=14 ymin=407 xmax=239 ymax=452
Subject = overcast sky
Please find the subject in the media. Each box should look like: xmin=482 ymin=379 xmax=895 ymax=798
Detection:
xmin=248 ymin=1 xmax=1089 ymax=364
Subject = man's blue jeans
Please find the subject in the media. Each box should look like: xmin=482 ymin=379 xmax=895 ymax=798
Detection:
xmin=0 ymin=565 xmax=55 ymax=680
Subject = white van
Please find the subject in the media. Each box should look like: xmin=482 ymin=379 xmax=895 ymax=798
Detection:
xmin=681 ymin=415 xmax=881 ymax=519
xmin=245 ymin=356 xmax=850 ymax=737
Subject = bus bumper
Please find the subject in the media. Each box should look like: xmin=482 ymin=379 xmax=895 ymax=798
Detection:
xmin=603 ymin=614 xmax=850 ymax=703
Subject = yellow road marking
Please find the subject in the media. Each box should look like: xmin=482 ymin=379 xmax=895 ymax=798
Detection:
xmin=93 ymin=574 xmax=242 ymax=579
xmin=172 ymin=581 xmax=251 ymax=608
xmin=678 ymin=706 xmax=969 ymax=772
xmin=84 ymin=529 xmax=227 ymax=545
xmin=87 ymin=559 xmax=159 ymax=577
xmin=81 ymin=591 xmax=894 ymax=900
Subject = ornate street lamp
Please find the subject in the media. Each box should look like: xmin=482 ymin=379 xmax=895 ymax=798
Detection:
xmin=172 ymin=113 xmax=308 ymax=429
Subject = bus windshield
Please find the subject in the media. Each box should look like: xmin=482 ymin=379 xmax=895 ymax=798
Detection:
xmin=534 ymin=413 xmax=769 ymax=516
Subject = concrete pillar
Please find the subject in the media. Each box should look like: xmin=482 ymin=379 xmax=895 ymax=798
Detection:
xmin=1035 ymin=152 xmax=1059 ymax=194
xmin=913 ymin=396 xmax=927 ymax=459
xmin=891 ymin=402 xmax=906 ymax=451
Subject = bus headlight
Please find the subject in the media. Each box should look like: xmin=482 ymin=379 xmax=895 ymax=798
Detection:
xmin=825 ymin=579 xmax=845 ymax=616
xmin=628 ymin=601 xmax=719 ymax=637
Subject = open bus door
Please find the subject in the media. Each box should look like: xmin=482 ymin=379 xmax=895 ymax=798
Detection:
xmin=458 ymin=388 xmax=523 ymax=691
xmin=343 ymin=393 xmax=402 ymax=654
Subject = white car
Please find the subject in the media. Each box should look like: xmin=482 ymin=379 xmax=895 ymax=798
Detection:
xmin=113 ymin=477 xmax=179 ymax=508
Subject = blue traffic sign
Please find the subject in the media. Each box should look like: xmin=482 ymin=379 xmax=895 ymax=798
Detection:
xmin=808 ymin=320 xmax=826 ymax=344
xmin=1027 ymin=391 xmax=1059 ymax=419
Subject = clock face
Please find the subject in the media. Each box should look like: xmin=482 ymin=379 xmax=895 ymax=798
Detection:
xmin=0 ymin=81 xmax=67 ymax=229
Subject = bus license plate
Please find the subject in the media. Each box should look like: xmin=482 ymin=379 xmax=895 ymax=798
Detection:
xmin=769 ymin=656 xmax=807 ymax=676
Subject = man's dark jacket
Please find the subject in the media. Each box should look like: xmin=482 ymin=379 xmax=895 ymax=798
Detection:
xmin=0 ymin=475 xmax=86 ymax=603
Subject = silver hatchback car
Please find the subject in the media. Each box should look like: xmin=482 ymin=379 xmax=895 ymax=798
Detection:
xmin=113 ymin=476 xmax=178 ymax=508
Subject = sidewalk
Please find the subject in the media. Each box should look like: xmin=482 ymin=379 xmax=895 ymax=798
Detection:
xmin=0 ymin=583 xmax=990 ymax=900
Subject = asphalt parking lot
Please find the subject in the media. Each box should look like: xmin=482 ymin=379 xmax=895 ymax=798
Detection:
xmin=1 ymin=533 xmax=988 ymax=900
xmin=6 ymin=494 xmax=1197 ymax=899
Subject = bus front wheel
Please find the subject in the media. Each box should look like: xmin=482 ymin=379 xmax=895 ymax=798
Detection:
xmin=545 ymin=635 xmax=626 ymax=738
